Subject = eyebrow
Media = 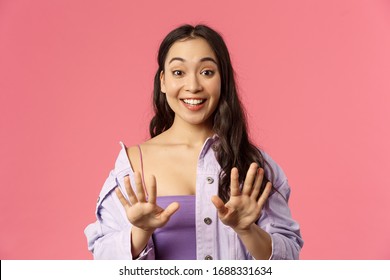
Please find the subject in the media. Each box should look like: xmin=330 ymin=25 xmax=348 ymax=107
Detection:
xmin=168 ymin=57 xmax=218 ymax=65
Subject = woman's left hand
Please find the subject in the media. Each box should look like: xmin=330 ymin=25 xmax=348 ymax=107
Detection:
xmin=211 ymin=163 xmax=272 ymax=233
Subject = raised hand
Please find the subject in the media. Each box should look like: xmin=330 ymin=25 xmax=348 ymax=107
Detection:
xmin=211 ymin=163 xmax=272 ymax=233
xmin=115 ymin=171 xmax=180 ymax=232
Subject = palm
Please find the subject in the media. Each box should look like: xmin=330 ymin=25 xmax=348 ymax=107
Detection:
xmin=115 ymin=172 xmax=179 ymax=232
xmin=212 ymin=163 xmax=272 ymax=232
xmin=220 ymin=195 xmax=262 ymax=230
xmin=124 ymin=202 xmax=169 ymax=231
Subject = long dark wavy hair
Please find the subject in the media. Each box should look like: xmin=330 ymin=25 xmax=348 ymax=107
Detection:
xmin=149 ymin=24 xmax=274 ymax=203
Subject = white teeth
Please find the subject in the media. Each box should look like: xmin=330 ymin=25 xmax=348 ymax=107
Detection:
xmin=183 ymin=99 xmax=205 ymax=105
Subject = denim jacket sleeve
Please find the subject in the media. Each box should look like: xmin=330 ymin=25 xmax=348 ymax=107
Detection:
xmin=256 ymin=152 xmax=304 ymax=260
xmin=84 ymin=144 xmax=156 ymax=260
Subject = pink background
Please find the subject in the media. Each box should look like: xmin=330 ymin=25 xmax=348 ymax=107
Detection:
xmin=1 ymin=0 xmax=389 ymax=259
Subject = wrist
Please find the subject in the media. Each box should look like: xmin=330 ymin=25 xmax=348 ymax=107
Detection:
xmin=233 ymin=223 xmax=257 ymax=236
xmin=130 ymin=226 xmax=155 ymax=259
xmin=132 ymin=225 xmax=155 ymax=237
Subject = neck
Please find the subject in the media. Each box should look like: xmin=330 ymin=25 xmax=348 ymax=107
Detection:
xmin=166 ymin=118 xmax=214 ymax=147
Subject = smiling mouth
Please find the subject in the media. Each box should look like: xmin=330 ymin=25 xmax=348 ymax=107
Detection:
xmin=181 ymin=98 xmax=206 ymax=105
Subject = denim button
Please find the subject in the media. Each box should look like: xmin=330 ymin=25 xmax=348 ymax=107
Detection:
xmin=204 ymin=217 xmax=212 ymax=225
xmin=205 ymin=255 xmax=213 ymax=260
xmin=206 ymin=177 xmax=214 ymax=184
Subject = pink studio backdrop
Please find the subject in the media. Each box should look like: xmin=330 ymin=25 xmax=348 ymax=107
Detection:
xmin=1 ymin=0 xmax=389 ymax=259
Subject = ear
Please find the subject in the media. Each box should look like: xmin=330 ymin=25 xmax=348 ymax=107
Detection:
xmin=160 ymin=70 xmax=166 ymax=93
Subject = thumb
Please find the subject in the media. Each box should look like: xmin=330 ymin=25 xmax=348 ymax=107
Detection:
xmin=161 ymin=202 xmax=180 ymax=221
xmin=211 ymin=195 xmax=228 ymax=215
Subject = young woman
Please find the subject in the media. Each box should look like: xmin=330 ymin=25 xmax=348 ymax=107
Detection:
xmin=85 ymin=24 xmax=303 ymax=260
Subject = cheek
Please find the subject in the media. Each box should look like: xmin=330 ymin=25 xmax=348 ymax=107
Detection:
xmin=164 ymin=79 xmax=182 ymax=93
xmin=209 ymin=78 xmax=221 ymax=97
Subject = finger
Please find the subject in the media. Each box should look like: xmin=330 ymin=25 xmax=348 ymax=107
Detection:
xmin=211 ymin=195 xmax=229 ymax=216
xmin=242 ymin=162 xmax=258 ymax=195
xmin=134 ymin=171 xmax=146 ymax=202
xmin=147 ymin=175 xmax=157 ymax=204
xmin=230 ymin=167 xmax=240 ymax=196
xmin=160 ymin=202 xmax=180 ymax=221
xmin=257 ymin=182 xmax=272 ymax=208
xmin=115 ymin=187 xmax=130 ymax=208
xmin=124 ymin=176 xmax=138 ymax=205
xmin=250 ymin=168 xmax=265 ymax=199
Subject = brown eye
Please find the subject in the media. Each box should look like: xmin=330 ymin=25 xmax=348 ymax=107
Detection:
xmin=172 ymin=70 xmax=183 ymax=76
xmin=201 ymin=70 xmax=214 ymax=76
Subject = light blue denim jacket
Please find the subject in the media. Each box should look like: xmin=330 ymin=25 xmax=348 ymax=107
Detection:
xmin=84 ymin=135 xmax=303 ymax=259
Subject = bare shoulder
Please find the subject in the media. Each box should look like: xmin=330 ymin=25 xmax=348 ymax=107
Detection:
xmin=125 ymin=145 xmax=142 ymax=173
xmin=125 ymin=134 xmax=167 ymax=172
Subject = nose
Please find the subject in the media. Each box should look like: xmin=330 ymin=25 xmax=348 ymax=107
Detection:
xmin=185 ymin=73 xmax=203 ymax=93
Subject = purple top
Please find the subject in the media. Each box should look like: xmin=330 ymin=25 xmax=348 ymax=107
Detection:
xmin=153 ymin=196 xmax=196 ymax=260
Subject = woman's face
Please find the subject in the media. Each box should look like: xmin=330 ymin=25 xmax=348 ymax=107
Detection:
xmin=160 ymin=37 xmax=221 ymax=128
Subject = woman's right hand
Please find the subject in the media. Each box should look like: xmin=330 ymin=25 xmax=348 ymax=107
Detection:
xmin=115 ymin=171 xmax=180 ymax=232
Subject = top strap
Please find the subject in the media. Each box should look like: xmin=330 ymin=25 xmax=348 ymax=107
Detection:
xmin=137 ymin=144 xmax=148 ymax=198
